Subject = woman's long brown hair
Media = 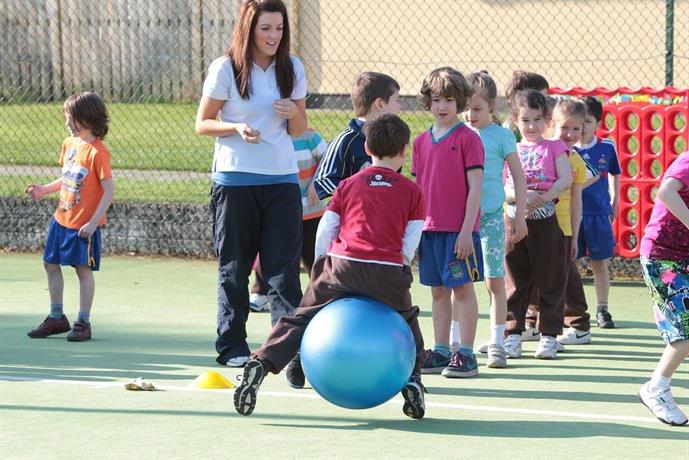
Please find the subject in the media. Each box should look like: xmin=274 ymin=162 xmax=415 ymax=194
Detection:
xmin=227 ymin=0 xmax=295 ymax=99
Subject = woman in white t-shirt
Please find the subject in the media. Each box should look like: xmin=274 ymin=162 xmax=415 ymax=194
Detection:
xmin=195 ymin=0 xmax=307 ymax=368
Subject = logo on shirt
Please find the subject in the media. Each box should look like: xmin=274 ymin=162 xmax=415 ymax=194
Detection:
xmin=59 ymin=147 xmax=88 ymax=211
xmin=368 ymin=173 xmax=393 ymax=187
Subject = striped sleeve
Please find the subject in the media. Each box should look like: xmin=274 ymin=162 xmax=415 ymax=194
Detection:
xmin=314 ymin=129 xmax=355 ymax=199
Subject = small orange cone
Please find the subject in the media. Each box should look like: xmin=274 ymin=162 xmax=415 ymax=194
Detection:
xmin=190 ymin=371 xmax=235 ymax=389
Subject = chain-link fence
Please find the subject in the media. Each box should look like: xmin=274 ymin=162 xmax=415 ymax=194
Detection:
xmin=1 ymin=0 xmax=687 ymax=257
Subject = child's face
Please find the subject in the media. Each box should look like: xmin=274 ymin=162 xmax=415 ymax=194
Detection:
xmin=516 ymin=106 xmax=546 ymax=143
xmin=375 ymin=90 xmax=401 ymax=115
xmin=556 ymin=115 xmax=584 ymax=148
xmin=581 ymin=114 xmax=600 ymax=144
xmin=430 ymin=94 xmax=458 ymax=125
xmin=463 ymin=94 xmax=492 ymax=129
xmin=64 ymin=111 xmax=81 ymax=137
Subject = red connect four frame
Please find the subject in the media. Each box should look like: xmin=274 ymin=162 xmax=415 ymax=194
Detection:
xmin=549 ymin=87 xmax=689 ymax=258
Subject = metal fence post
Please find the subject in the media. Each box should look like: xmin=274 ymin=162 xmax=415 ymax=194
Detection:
xmin=665 ymin=0 xmax=675 ymax=86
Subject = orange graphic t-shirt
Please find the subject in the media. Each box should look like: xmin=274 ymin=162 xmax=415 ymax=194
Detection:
xmin=54 ymin=137 xmax=112 ymax=229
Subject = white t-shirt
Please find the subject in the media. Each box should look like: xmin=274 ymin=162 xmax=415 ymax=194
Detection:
xmin=202 ymin=55 xmax=307 ymax=175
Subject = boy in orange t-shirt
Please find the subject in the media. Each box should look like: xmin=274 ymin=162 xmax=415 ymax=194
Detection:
xmin=25 ymin=92 xmax=114 ymax=341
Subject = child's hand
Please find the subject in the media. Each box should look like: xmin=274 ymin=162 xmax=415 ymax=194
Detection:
xmin=78 ymin=222 xmax=98 ymax=239
xmin=512 ymin=215 xmax=528 ymax=243
xmin=610 ymin=201 xmax=618 ymax=223
xmin=273 ymin=99 xmax=298 ymax=119
xmin=454 ymin=231 xmax=473 ymax=259
xmin=238 ymin=123 xmax=260 ymax=144
xmin=25 ymin=184 xmax=45 ymax=200
xmin=527 ymin=190 xmax=549 ymax=209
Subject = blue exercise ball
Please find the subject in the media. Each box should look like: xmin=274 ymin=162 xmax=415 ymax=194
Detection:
xmin=300 ymin=296 xmax=415 ymax=409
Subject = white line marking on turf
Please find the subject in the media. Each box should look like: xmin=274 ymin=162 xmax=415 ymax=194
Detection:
xmin=0 ymin=375 xmax=657 ymax=424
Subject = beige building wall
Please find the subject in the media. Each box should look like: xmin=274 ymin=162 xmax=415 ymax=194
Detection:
xmin=295 ymin=0 xmax=688 ymax=96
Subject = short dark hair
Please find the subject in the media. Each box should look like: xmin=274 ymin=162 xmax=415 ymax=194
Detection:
xmin=419 ymin=67 xmax=472 ymax=112
xmin=63 ymin=92 xmax=109 ymax=139
xmin=363 ymin=113 xmax=410 ymax=159
xmin=351 ymin=72 xmax=400 ymax=117
xmin=510 ymin=90 xmax=551 ymax=123
xmin=505 ymin=70 xmax=549 ymax=102
xmin=582 ymin=96 xmax=603 ymax=122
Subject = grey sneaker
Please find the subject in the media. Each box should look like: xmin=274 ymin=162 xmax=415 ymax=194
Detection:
xmin=639 ymin=381 xmax=688 ymax=426
xmin=486 ymin=343 xmax=507 ymax=368
xmin=285 ymin=352 xmax=304 ymax=389
xmin=596 ymin=309 xmax=615 ymax=328
xmin=233 ymin=359 xmax=266 ymax=416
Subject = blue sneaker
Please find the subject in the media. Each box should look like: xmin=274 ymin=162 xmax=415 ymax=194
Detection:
xmin=441 ymin=351 xmax=479 ymax=378
xmin=420 ymin=349 xmax=451 ymax=374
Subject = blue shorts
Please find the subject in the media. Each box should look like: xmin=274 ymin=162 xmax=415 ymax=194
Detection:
xmin=577 ymin=214 xmax=615 ymax=260
xmin=43 ymin=218 xmax=101 ymax=271
xmin=418 ymin=231 xmax=484 ymax=288
xmin=480 ymin=208 xmax=505 ymax=278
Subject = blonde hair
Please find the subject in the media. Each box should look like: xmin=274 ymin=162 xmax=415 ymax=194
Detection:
xmin=553 ymin=99 xmax=586 ymax=125
xmin=419 ymin=67 xmax=472 ymax=112
xmin=466 ymin=70 xmax=500 ymax=124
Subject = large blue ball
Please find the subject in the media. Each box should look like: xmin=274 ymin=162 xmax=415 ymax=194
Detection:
xmin=300 ymin=296 xmax=415 ymax=409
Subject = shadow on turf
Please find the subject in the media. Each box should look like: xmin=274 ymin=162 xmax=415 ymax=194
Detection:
xmin=2 ymin=405 xmax=686 ymax=439
xmin=0 ymin=313 xmax=255 ymax=383
xmin=424 ymin=371 xmax=688 ymax=394
xmin=423 ymin=386 xmax=689 ymax=405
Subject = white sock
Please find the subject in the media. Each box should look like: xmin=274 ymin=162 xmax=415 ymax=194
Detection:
xmin=649 ymin=373 xmax=671 ymax=393
xmin=491 ymin=324 xmax=506 ymax=347
xmin=450 ymin=320 xmax=460 ymax=345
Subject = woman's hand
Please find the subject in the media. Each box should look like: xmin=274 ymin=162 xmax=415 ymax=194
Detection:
xmin=237 ymin=123 xmax=261 ymax=144
xmin=273 ymin=98 xmax=298 ymax=119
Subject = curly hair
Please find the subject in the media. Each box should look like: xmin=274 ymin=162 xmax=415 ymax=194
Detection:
xmin=419 ymin=67 xmax=472 ymax=113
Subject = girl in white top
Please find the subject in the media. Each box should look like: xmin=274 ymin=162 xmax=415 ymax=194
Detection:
xmin=195 ymin=0 xmax=308 ymax=370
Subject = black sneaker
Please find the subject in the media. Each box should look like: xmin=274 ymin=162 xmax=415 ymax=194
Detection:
xmin=234 ymin=359 xmax=266 ymax=416
xmin=285 ymin=352 xmax=305 ymax=389
xmin=401 ymin=378 xmax=425 ymax=419
xmin=596 ymin=309 xmax=615 ymax=329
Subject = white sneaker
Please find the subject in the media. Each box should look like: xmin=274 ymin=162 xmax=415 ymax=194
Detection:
xmin=486 ymin=344 xmax=507 ymax=368
xmin=557 ymin=327 xmax=592 ymax=345
xmin=225 ymin=356 xmax=250 ymax=367
xmin=478 ymin=341 xmax=490 ymax=354
xmin=639 ymin=381 xmax=689 ymax=426
xmin=521 ymin=327 xmax=541 ymax=342
xmin=249 ymin=294 xmax=270 ymax=312
xmin=556 ymin=341 xmax=565 ymax=353
xmin=503 ymin=334 xmax=522 ymax=358
xmin=534 ymin=336 xmax=559 ymax=359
